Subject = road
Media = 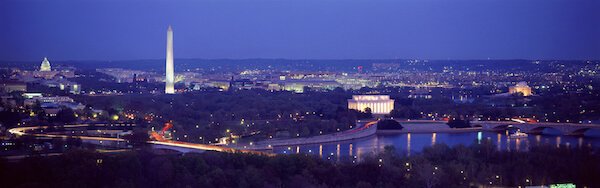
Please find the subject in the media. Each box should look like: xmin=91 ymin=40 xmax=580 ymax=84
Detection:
xmin=7 ymin=124 xmax=274 ymax=156
xmin=249 ymin=120 xmax=379 ymax=150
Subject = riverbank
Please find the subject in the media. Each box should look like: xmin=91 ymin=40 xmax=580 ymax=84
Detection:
xmin=378 ymin=121 xmax=482 ymax=134
xmin=247 ymin=121 xmax=378 ymax=150
xmin=245 ymin=121 xmax=483 ymax=150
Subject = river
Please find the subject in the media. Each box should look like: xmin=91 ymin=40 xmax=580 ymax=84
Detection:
xmin=270 ymin=130 xmax=600 ymax=160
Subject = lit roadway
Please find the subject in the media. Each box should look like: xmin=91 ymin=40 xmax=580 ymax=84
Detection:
xmin=8 ymin=124 xmax=273 ymax=156
xmin=8 ymin=125 xmax=125 ymax=142
xmin=249 ymin=120 xmax=379 ymax=150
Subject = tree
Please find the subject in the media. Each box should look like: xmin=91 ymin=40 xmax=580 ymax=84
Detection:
xmin=51 ymin=137 xmax=66 ymax=151
xmin=55 ymin=108 xmax=77 ymax=124
xmin=447 ymin=118 xmax=471 ymax=128
xmin=390 ymin=106 xmax=421 ymax=119
xmin=0 ymin=110 xmax=21 ymax=128
xmin=123 ymin=128 xmax=149 ymax=148
xmin=65 ymin=136 xmax=82 ymax=148
xmin=414 ymin=159 xmax=442 ymax=188
xmin=377 ymin=119 xmax=403 ymax=130
xmin=364 ymin=107 xmax=373 ymax=119
xmin=32 ymin=101 xmax=47 ymax=121
xmin=356 ymin=181 xmax=373 ymax=188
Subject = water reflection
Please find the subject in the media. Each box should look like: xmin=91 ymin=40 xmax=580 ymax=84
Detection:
xmin=497 ymin=134 xmax=501 ymax=151
xmin=506 ymin=136 xmax=511 ymax=151
xmin=271 ymin=132 xmax=600 ymax=160
xmin=336 ymin=144 xmax=340 ymax=161
xmin=406 ymin=133 xmax=411 ymax=156
xmin=349 ymin=144 xmax=353 ymax=156
xmin=319 ymin=144 xmax=323 ymax=157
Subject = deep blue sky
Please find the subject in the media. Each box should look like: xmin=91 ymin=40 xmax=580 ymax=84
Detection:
xmin=1 ymin=0 xmax=599 ymax=61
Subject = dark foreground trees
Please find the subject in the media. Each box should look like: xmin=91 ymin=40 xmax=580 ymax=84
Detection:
xmin=447 ymin=117 xmax=472 ymax=128
xmin=377 ymin=119 xmax=404 ymax=130
xmin=1 ymin=142 xmax=599 ymax=188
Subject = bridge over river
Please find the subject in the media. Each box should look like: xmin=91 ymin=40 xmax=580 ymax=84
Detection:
xmin=473 ymin=121 xmax=600 ymax=136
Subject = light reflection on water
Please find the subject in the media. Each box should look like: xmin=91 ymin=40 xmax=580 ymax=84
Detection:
xmin=272 ymin=130 xmax=600 ymax=160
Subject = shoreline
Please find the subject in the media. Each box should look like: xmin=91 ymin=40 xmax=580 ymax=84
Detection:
xmin=246 ymin=122 xmax=483 ymax=150
xmin=377 ymin=127 xmax=482 ymax=134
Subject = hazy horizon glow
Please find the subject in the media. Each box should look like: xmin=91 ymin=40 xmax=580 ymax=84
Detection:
xmin=1 ymin=0 xmax=599 ymax=61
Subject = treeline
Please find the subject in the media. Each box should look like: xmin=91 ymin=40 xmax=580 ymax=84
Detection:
xmin=74 ymin=89 xmax=371 ymax=142
xmin=1 ymin=142 xmax=599 ymax=188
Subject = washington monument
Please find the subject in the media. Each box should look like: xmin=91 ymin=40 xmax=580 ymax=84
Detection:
xmin=165 ymin=25 xmax=175 ymax=94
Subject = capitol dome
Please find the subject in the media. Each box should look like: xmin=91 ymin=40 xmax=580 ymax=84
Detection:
xmin=40 ymin=57 xmax=51 ymax=71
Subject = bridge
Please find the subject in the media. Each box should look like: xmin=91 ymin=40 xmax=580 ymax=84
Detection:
xmin=473 ymin=121 xmax=600 ymax=136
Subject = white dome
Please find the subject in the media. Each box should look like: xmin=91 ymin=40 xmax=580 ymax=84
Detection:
xmin=40 ymin=57 xmax=51 ymax=71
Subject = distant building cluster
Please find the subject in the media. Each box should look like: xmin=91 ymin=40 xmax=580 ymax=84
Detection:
xmin=21 ymin=57 xmax=76 ymax=79
xmin=0 ymin=80 xmax=27 ymax=93
xmin=185 ymin=72 xmax=376 ymax=93
xmin=98 ymin=68 xmax=155 ymax=83
xmin=5 ymin=57 xmax=81 ymax=94
xmin=23 ymin=93 xmax=86 ymax=117
xmin=348 ymin=95 xmax=395 ymax=115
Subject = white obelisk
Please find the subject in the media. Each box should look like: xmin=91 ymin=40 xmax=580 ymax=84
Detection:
xmin=165 ymin=25 xmax=175 ymax=94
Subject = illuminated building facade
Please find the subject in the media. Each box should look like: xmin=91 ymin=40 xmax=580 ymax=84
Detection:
xmin=26 ymin=57 xmax=75 ymax=79
xmin=509 ymin=82 xmax=532 ymax=96
xmin=0 ymin=81 xmax=27 ymax=93
xmin=34 ymin=57 xmax=59 ymax=79
xmin=348 ymin=95 xmax=394 ymax=115
xmin=282 ymin=80 xmax=341 ymax=93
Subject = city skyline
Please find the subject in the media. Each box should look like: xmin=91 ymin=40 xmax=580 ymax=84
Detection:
xmin=1 ymin=1 xmax=600 ymax=187
xmin=1 ymin=0 xmax=599 ymax=61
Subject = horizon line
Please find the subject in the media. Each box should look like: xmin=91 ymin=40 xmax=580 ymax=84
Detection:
xmin=1 ymin=57 xmax=598 ymax=63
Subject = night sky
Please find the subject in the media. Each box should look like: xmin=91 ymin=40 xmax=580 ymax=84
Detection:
xmin=1 ymin=0 xmax=599 ymax=61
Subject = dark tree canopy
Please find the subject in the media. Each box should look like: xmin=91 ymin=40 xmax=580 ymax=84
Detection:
xmin=447 ymin=118 xmax=471 ymax=128
xmin=1 ymin=143 xmax=599 ymax=188
xmin=377 ymin=119 xmax=404 ymax=130
xmin=122 ymin=128 xmax=149 ymax=147
xmin=54 ymin=108 xmax=77 ymax=124
xmin=0 ymin=110 xmax=21 ymax=128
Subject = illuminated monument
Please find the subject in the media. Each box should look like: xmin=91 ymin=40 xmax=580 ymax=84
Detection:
xmin=509 ymin=82 xmax=532 ymax=96
xmin=32 ymin=57 xmax=76 ymax=79
xmin=40 ymin=57 xmax=51 ymax=71
xmin=165 ymin=25 xmax=175 ymax=94
xmin=348 ymin=95 xmax=394 ymax=115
